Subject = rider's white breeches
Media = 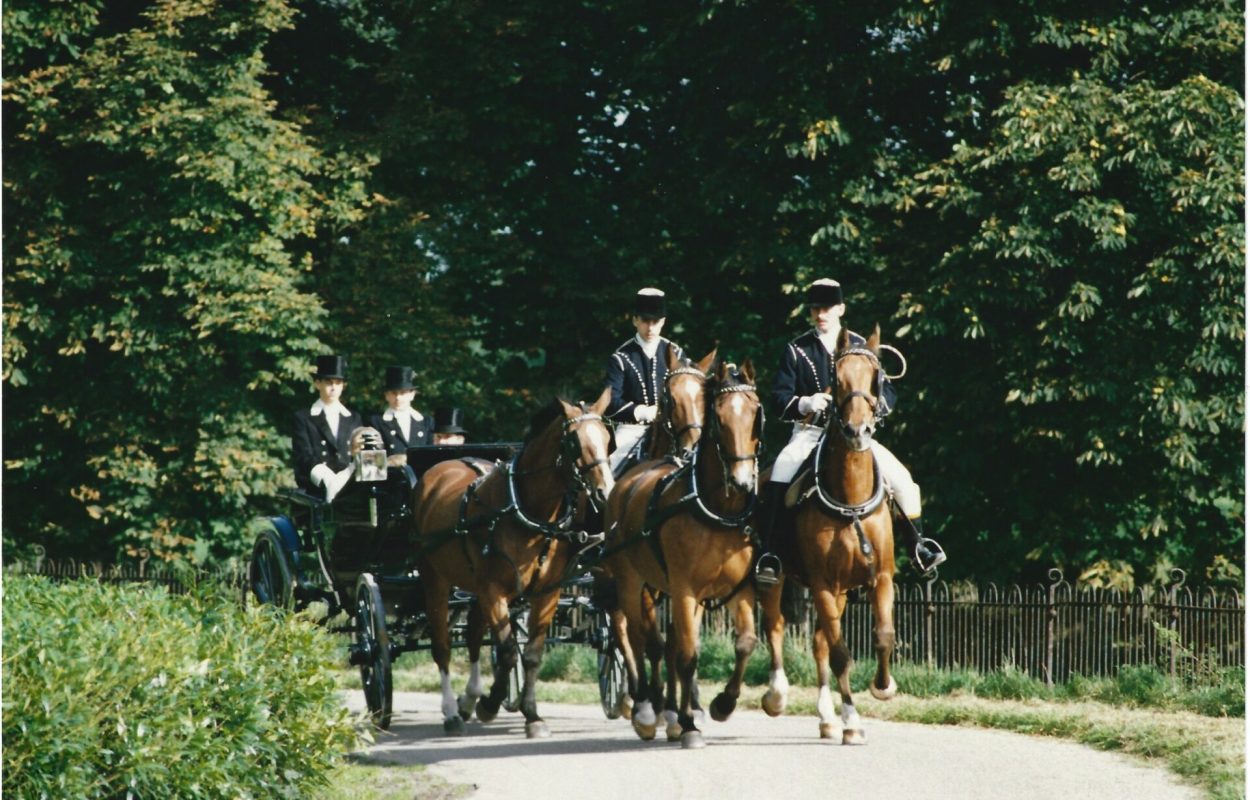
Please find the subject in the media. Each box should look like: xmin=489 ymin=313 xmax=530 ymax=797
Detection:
xmin=609 ymin=423 xmax=649 ymax=472
xmin=768 ymin=424 xmax=922 ymax=518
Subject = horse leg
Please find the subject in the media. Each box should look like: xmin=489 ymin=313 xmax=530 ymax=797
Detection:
xmin=475 ymin=592 xmax=514 ymax=724
xmin=617 ymin=574 xmax=657 ymax=739
xmin=610 ymin=606 xmax=634 ymax=719
xmin=827 ymin=592 xmax=866 ymax=745
xmin=670 ymin=593 xmax=705 ymax=749
xmin=710 ymin=589 xmax=758 ymax=722
xmin=662 ymin=624 xmax=681 ymax=741
xmin=810 ymin=589 xmax=840 ymax=740
xmin=456 ymin=603 xmax=487 ymax=720
xmin=759 ymin=580 xmax=790 ymax=716
xmin=869 ymin=576 xmax=898 ymax=700
xmin=425 ymin=577 xmax=464 ymax=735
xmin=517 ymin=586 xmax=560 ymax=739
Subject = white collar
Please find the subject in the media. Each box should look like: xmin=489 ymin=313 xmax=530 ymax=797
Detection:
xmin=816 ymin=327 xmax=841 ymax=355
xmin=383 ymin=407 xmax=424 ymax=422
xmin=635 ymin=333 xmax=662 ymax=359
xmin=311 ymin=399 xmax=352 ymax=418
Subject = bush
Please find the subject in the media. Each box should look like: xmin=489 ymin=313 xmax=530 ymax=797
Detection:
xmin=3 ymin=576 xmax=359 ymax=799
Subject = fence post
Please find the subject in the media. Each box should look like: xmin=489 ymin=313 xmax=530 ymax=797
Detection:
xmin=1168 ymin=568 xmax=1186 ymax=679
xmin=1043 ymin=568 xmax=1063 ymax=687
xmin=924 ymin=570 xmax=938 ymax=667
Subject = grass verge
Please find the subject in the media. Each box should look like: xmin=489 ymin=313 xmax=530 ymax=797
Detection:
xmin=317 ymin=756 xmax=472 ymax=800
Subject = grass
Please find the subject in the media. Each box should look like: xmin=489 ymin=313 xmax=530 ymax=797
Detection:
xmin=317 ymin=757 xmax=471 ymax=800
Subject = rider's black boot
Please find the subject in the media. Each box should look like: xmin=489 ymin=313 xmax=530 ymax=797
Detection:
xmin=753 ymin=482 xmax=788 ymax=586
xmin=895 ymin=514 xmax=947 ymax=575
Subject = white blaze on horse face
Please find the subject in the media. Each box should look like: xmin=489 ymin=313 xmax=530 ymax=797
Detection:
xmin=440 ymin=670 xmax=458 ymax=720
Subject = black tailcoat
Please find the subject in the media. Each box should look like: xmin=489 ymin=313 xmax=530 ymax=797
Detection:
xmin=370 ymin=409 xmax=434 ymax=457
xmin=771 ymin=329 xmax=885 ymax=423
xmin=292 ymin=405 xmax=364 ymax=490
xmin=603 ymin=337 xmax=684 ymax=422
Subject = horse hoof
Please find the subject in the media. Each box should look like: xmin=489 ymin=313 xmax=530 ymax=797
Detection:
xmin=680 ymin=731 xmax=706 ymax=750
xmin=842 ymin=728 xmax=867 ymax=746
xmin=457 ymin=694 xmax=476 ymax=720
xmin=709 ymin=693 xmax=737 ymax=722
xmin=818 ymin=722 xmax=836 ymax=740
xmin=525 ymin=720 xmax=551 ymax=739
xmin=619 ymin=696 xmax=633 ymax=720
xmin=475 ymin=698 xmax=499 ymax=724
xmin=443 ymin=717 xmax=466 ymax=736
xmin=633 ymin=720 xmax=657 ymax=741
xmin=870 ymin=676 xmax=898 ymax=701
xmin=666 ymin=719 xmax=682 ymax=742
xmin=761 ymin=689 xmax=787 ymax=717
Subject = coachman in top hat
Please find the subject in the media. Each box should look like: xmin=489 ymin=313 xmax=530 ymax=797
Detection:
xmin=292 ymin=354 xmax=364 ymax=501
xmin=371 ymin=365 xmax=434 ymax=463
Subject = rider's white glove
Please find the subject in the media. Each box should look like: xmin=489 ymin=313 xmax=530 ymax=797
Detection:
xmin=633 ymin=404 xmax=658 ymax=423
xmin=797 ymin=393 xmax=832 ymax=415
xmin=311 ymin=463 xmax=353 ymax=502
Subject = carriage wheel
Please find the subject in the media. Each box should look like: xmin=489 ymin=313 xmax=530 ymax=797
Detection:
xmin=597 ymin=613 xmax=628 ymax=720
xmin=249 ymin=530 xmax=295 ymax=610
xmin=355 ymin=573 xmax=393 ymax=729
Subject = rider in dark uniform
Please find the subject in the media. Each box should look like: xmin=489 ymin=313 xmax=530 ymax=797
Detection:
xmin=371 ymin=365 xmax=433 ymax=464
xmin=602 ymin=288 xmax=684 ymax=475
xmin=293 ymin=354 xmax=364 ymax=500
xmin=754 ymin=279 xmax=946 ymax=584
xmin=432 ymin=408 xmax=468 ymax=445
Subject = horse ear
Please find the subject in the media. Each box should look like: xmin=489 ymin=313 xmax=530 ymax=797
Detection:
xmin=867 ymin=324 xmax=881 ymax=352
xmin=837 ymin=327 xmax=851 ymax=352
xmin=715 ymin=358 xmax=729 ymax=381
xmin=740 ymin=358 xmax=755 ymax=384
xmin=557 ymin=397 xmax=579 ymax=417
xmin=666 ymin=346 xmax=681 ymax=371
xmin=696 ymin=346 xmax=718 ymax=374
xmin=591 ymin=386 xmax=612 ymax=416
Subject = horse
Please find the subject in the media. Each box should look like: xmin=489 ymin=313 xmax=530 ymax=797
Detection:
xmin=757 ymin=325 xmax=898 ymax=743
xmin=410 ymin=391 xmax=616 ymax=738
xmin=605 ymin=359 xmax=763 ymax=748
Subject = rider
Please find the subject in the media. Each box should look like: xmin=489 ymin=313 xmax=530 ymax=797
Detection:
xmin=753 ymin=279 xmax=947 ymax=585
xmin=293 ymin=354 xmax=365 ymax=501
xmin=431 ymin=407 xmax=468 ymax=445
xmin=371 ymin=365 xmax=433 ymax=465
xmin=602 ymin=287 xmax=685 ymax=475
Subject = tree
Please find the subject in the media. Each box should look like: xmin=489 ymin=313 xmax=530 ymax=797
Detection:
xmin=3 ymin=0 xmax=371 ymax=562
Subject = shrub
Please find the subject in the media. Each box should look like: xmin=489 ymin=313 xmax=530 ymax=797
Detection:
xmin=3 ymin=576 xmax=359 ymax=799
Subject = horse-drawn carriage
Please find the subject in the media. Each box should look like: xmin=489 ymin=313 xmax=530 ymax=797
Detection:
xmin=245 ymin=438 xmax=628 ymax=730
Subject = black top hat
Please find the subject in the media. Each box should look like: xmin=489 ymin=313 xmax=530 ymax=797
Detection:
xmin=634 ymin=287 xmax=666 ymax=318
xmin=805 ymin=279 xmax=844 ymax=307
xmin=383 ymin=365 xmax=416 ymax=391
xmin=433 ymin=407 xmax=467 ymax=435
xmin=315 ymin=354 xmax=347 ymax=380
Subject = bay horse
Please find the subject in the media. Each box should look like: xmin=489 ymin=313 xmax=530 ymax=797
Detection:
xmin=605 ymin=359 xmax=763 ymax=748
xmin=757 ymin=325 xmax=898 ymax=743
xmin=411 ymin=391 xmax=615 ymax=738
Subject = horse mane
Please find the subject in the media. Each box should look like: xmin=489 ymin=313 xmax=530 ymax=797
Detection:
xmin=524 ymin=398 xmax=566 ymax=443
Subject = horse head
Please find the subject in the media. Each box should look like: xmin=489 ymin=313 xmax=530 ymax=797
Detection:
xmin=557 ymin=388 xmax=616 ymax=509
xmin=832 ymin=325 xmax=885 ymax=452
xmin=709 ymin=358 xmax=763 ymax=494
xmin=663 ymin=346 xmax=717 ymax=459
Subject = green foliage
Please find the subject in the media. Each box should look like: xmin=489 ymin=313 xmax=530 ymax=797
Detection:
xmin=3 ymin=0 xmax=372 ymax=562
xmin=2 ymin=576 xmax=360 ymax=799
xmin=537 ymin=643 xmax=598 ymax=682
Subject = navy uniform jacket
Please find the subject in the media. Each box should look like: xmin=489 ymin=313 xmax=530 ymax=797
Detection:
xmin=292 ymin=404 xmax=364 ymax=491
xmin=771 ymin=329 xmax=895 ymax=423
xmin=603 ymin=337 xmax=684 ymax=422
xmin=370 ymin=409 xmax=434 ymax=457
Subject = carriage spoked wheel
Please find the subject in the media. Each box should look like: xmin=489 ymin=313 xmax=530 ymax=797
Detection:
xmin=248 ymin=530 xmax=295 ymax=610
xmin=595 ymin=611 xmax=629 ymax=720
xmin=354 ymin=573 xmax=393 ymax=729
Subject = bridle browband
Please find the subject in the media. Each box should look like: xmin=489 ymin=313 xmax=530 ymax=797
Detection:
xmin=557 ymin=410 xmax=613 ymax=508
xmin=831 ymin=347 xmax=886 ymax=447
xmin=661 ymin=365 xmax=709 ymax=453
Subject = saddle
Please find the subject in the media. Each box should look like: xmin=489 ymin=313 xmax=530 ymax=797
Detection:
xmin=782 ymin=447 xmax=822 ymax=509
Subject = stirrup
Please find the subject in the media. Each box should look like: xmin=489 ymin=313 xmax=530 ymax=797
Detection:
xmin=754 ymin=553 xmax=782 ymax=586
xmin=912 ymin=538 xmax=947 ymax=575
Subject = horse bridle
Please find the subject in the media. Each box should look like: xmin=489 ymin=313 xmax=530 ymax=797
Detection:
xmin=706 ymin=379 xmax=764 ymax=487
xmin=830 ymin=346 xmax=898 ymax=446
xmin=661 ymin=365 xmax=709 ymax=456
xmin=557 ymin=410 xmax=613 ymax=504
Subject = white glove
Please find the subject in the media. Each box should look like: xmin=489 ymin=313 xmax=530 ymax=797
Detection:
xmin=797 ymin=393 xmax=832 ymax=415
xmin=310 ymin=463 xmax=353 ymax=502
xmin=310 ymin=464 xmax=335 ymax=487
xmin=633 ymin=405 xmax=658 ymax=423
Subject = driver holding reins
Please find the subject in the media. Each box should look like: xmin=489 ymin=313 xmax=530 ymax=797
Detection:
xmin=753 ymin=279 xmax=947 ymax=585
xmin=602 ymin=287 xmax=685 ymax=475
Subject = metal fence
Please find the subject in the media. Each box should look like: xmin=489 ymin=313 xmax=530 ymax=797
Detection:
xmin=709 ymin=568 xmax=1243 ymax=684
xmin=10 ymin=549 xmax=1242 ymax=684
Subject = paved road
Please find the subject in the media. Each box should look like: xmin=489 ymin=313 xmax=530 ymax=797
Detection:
xmin=347 ymin=691 xmax=1200 ymax=800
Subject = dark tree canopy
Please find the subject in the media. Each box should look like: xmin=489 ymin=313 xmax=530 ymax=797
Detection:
xmin=3 ymin=0 xmax=1242 ymax=586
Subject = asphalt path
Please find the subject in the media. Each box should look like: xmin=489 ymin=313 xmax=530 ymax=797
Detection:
xmin=344 ymin=691 xmax=1200 ymax=800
